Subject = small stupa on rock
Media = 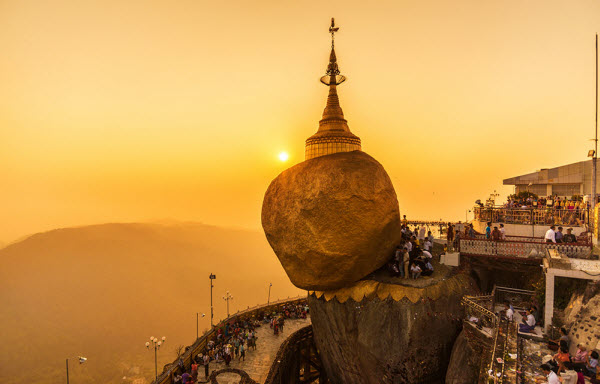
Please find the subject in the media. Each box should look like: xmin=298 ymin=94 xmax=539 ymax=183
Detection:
xmin=305 ymin=18 xmax=361 ymax=160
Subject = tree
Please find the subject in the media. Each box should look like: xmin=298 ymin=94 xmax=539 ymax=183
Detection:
xmin=507 ymin=191 xmax=538 ymax=201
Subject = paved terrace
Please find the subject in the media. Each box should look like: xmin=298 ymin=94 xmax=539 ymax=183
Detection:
xmin=152 ymin=297 xmax=309 ymax=384
xmin=204 ymin=317 xmax=311 ymax=384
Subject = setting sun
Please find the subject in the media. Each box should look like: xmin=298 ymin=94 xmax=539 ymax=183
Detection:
xmin=278 ymin=152 xmax=289 ymax=162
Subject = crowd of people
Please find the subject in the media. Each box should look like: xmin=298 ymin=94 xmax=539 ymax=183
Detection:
xmin=537 ymin=329 xmax=599 ymax=383
xmin=173 ymin=303 xmax=309 ymax=383
xmin=386 ymin=223 xmax=436 ymax=279
xmin=504 ymin=196 xmax=589 ymax=211
xmin=475 ymin=195 xmax=589 ymax=227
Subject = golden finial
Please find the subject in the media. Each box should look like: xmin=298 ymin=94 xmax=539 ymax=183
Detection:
xmin=321 ymin=18 xmax=346 ymax=86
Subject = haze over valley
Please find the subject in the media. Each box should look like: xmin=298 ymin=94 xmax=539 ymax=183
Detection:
xmin=0 ymin=222 xmax=303 ymax=384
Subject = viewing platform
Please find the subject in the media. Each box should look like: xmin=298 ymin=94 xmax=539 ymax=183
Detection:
xmin=471 ymin=206 xmax=590 ymax=238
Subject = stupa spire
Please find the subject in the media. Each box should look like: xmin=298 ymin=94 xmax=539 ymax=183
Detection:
xmin=305 ymin=18 xmax=361 ymax=160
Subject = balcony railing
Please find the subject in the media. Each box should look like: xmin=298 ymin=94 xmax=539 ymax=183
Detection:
xmin=458 ymin=237 xmax=592 ymax=260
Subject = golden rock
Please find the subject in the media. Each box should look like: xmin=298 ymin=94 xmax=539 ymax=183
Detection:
xmin=261 ymin=151 xmax=402 ymax=290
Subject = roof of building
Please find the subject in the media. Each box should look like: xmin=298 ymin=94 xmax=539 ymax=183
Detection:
xmin=503 ymin=160 xmax=590 ymax=185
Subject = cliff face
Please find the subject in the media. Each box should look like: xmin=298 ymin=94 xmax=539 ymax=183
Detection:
xmin=308 ymin=273 xmax=476 ymax=384
xmin=445 ymin=330 xmax=481 ymax=384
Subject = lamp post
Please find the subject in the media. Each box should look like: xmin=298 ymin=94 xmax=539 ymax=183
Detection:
xmin=66 ymin=356 xmax=87 ymax=384
xmin=145 ymin=336 xmax=166 ymax=381
xmin=196 ymin=312 xmax=205 ymax=340
xmin=223 ymin=291 xmax=233 ymax=317
xmin=593 ymin=34 xmax=598 ymax=223
xmin=209 ymin=273 xmax=216 ymax=327
xmin=268 ymin=283 xmax=272 ymax=304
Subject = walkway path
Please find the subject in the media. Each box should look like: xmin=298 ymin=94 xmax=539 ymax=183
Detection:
xmin=201 ymin=317 xmax=311 ymax=384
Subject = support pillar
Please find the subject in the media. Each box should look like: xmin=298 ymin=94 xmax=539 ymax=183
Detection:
xmin=544 ymin=272 xmax=555 ymax=334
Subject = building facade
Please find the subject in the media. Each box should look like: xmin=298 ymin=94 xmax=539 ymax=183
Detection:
xmin=503 ymin=160 xmax=600 ymax=199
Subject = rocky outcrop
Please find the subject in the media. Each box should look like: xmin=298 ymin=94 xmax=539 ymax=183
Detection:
xmin=445 ymin=330 xmax=480 ymax=384
xmin=563 ymin=281 xmax=600 ymax=354
xmin=261 ymin=151 xmax=401 ymax=291
xmin=308 ymin=273 xmax=476 ymax=383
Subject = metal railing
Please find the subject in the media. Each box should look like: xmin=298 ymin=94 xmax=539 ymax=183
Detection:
xmin=464 ymin=287 xmax=536 ymax=384
xmin=492 ymin=286 xmax=536 ymax=309
xmin=151 ymin=296 xmax=308 ymax=384
xmin=458 ymin=237 xmax=592 ymax=259
xmin=474 ymin=206 xmax=590 ymax=227
xmin=462 ymin=295 xmax=498 ymax=332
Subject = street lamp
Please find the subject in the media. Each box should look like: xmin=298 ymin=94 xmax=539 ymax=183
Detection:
xmin=222 ymin=291 xmax=233 ymax=317
xmin=145 ymin=336 xmax=166 ymax=381
xmin=196 ymin=312 xmax=205 ymax=340
xmin=66 ymin=356 xmax=87 ymax=384
xmin=268 ymin=283 xmax=273 ymax=304
xmin=209 ymin=273 xmax=216 ymax=327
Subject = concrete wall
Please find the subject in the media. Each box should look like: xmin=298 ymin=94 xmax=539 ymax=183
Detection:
xmin=472 ymin=220 xmax=586 ymax=238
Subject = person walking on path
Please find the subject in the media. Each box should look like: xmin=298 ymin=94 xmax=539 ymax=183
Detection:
xmin=203 ymin=354 xmax=210 ymax=379
xmin=239 ymin=343 xmax=246 ymax=361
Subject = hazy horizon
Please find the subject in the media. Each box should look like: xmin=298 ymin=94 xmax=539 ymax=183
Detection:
xmin=2 ymin=0 xmax=599 ymax=242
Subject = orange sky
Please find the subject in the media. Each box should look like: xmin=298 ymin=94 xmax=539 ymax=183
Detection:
xmin=1 ymin=0 xmax=599 ymax=243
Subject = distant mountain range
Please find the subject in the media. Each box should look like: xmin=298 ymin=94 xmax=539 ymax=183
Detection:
xmin=0 ymin=222 xmax=303 ymax=384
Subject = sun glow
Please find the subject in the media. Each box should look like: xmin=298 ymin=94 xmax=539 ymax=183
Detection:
xmin=278 ymin=152 xmax=289 ymax=162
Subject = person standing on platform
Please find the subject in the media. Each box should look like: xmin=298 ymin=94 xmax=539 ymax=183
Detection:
xmin=500 ymin=223 xmax=506 ymax=240
xmin=555 ymin=226 xmax=564 ymax=243
xmin=491 ymin=226 xmax=501 ymax=241
xmin=563 ymin=228 xmax=577 ymax=243
xmin=403 ymin=248 xmax=410 ymax=279
xmin=545 ymin=225 xmax=557 ymax=243
xmin=418 ymin=225 xmax=426 ymax=242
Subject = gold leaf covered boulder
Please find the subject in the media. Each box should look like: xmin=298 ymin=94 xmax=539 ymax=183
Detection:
xmin=261 ymin=151 xmax=402 ymax=291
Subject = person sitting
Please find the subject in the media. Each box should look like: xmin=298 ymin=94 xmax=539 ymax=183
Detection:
xmin=504 ymin=300 xmax=514 ymax=321
xmin=421 ymin=260 xmax=434 ymax=276
xmin=552 ymin=345 xmax=571 ymax=374
xmin=548 ymin=327 xmax=570 ymax=351
xmin=519 ymin=308 xmax=536 ymax=333
xmin=586 ymin=351 xmax=599 ymax=377
xmin=568 ymin=344 xmax=589 ymax=371
xmin=536 ymin=363 xmax=562 ymax=384
xmin=410 ymin=263 xmax=422 ymax=279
